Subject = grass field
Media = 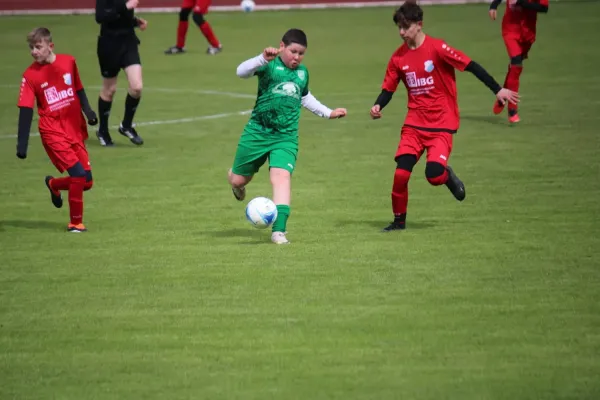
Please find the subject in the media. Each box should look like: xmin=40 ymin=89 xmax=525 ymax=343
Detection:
xmin=1 ymin=3 xmax=599 ymax=399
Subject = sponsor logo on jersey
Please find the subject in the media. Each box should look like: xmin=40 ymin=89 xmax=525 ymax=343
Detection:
xmin=63 ymin=73 xmax=72 ymax=86
xmin=405 ymin=72 xmax=434 ymax=89
xmin=44 ymin=86 xmax=76 ymax=111
xmin=272 ymin=82 xmax=301 ymax=99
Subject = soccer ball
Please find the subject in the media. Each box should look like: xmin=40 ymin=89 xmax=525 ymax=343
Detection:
xmin=245 ymin=197 xmax=278 ymax=229
xmin=240 ymin=0 xmax=256 ymax=12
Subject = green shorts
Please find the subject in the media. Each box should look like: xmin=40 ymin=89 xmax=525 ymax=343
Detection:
xmin=231 ymin=131 xmax=298 ymax=176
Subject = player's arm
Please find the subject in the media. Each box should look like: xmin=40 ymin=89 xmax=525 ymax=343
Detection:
xmin=489 ymin=0 xmax=502 ymax=19
xmin=72 ymin=59 xmax=98 ymax=125
xmin=371 ymin=55 xmax=401 ymax=119
xmin=489 ymin=0 xmax=503 ymax=10
xmin=236 ymin=47 xmax=278 ymax=78
xmin=302 ymin=91 xmax=346 ymax=119
xmin=465 ymin=61 xmax=520 ymax=105
xmin=95 ymin=0 xmax=136 ymax=23
xmin=16 ymin=107 xmax=34 ymax=159
xmin=16 ymin=76 xmax=36 ymax=159
xmin=515 ymin=0 xmax=548 ymax=13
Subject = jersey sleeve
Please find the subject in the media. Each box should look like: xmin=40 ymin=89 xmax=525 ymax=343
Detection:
xmin=381 ymin=54 xmax=402 ymax=93
xmin=435 ymin=41 xmax=472 ymax=72
xmin=17 ymin=75 xmax=36 ymax=109
xmin=72 ymin=58 xmax=84 ymax=91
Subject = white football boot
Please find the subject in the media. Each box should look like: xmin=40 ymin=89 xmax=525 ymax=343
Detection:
xmin=271 ymin=231 xmax=290 ymax=245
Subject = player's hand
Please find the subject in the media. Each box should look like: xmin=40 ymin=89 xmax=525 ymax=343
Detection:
xmin=137 ymin=17 xmax=148 ymax=31
xmin=496 ymin=88 xmax=520 ymax=106
xmin=262 ymin=47 xmax=279 ymax=62
xmin=370 ymin=104 xmax=382 ymax=119
xmin=489 ymin=9 xmax=497 ymax=20
xmin=330 ymin=108 xmax=347 ymax=119
xmin=126 ymin=0 xmax=139 ymax=9
xmin=87 ymin=111 xmax=98 ymax=126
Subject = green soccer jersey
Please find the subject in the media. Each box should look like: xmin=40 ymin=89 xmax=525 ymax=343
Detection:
xmin=245 ymin=56 xmax=310 ymax=137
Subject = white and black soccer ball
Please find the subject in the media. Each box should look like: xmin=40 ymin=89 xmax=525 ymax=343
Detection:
xmin=245 ymin=197 xmax=278 ymax=229
xmin=240 ymin=0 xmax=256 ymax=12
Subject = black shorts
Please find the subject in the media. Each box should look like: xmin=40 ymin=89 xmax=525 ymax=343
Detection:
xmin=97 ymin=35 xmax=141 ymax=78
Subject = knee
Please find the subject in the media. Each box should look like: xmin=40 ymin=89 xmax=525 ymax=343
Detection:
xmin=270 ymin=168 xmax=290 ymax=185
xmin=67 ymin=162 xmax=87 ymax=178
xmin=179 ymin=7 xmax=192 ymax=21
xmin=395 ymin=154 xmax=417 ymax=172
xmin=510 ymin=55 xmax=523 ymax=66
xmin=84 ymin=171 xmax=94 ymax=191
xmin=128 ymin=81 xmax=143 ymax=98
xmin=229 ymin=172 xmax=249 ymax=187
xmin=101 ymin=84 xmax=117 ymax=101
xmin=192 ymin=12 xmax=205 ymax=26
xmin=425 ymin=162 xmax=447 ymax=186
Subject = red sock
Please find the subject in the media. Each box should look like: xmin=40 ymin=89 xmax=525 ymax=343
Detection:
xmin=199 ymin=21 xmax=220 ymax=48
xmin=50 ymin=176 xmax=70 ymax=192
xmin=392 ymin=169 xmax=411 ymax=216
xmin=68 ymin=177 xmax=85 ymax=225
xmin=177 ymin=21 xmax=189 ymax=48
xmin=426 ymin=170 xmax=448 ymax=186
xmin=505 ymin=64 xmax=523 ymax=112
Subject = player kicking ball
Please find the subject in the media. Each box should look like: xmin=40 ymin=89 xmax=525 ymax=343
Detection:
xmin=228 ymin=29 xmax=347 ymax=245
xmin=16 ymin=28 xmax=97 ymax=232
xmin=489 ymin=0 xmax=549 ymax=123
xmin=370 ymin=1 xmax=519 ymax=232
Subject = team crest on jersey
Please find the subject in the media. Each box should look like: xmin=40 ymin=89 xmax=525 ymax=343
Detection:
xmin=63 ymin=73 xmax=72 ymax=86
xmin=272 ymin=82 xmax=301 ymax=99
xmin=297 ymin=70 xmax=306 ymax=81
xmin=424 ymin=60 xmax=435 ymax=73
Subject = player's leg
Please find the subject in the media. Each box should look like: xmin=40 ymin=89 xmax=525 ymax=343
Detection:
xmin=96 ymin=36 xmax=121 ymax=146
xmin=119 ymin=42 xmax=144 ymax=145
xmin=192 ymin=0 xmax=222 ymax=55
xmin=496 ymin=35 xmax=524 ymax=121
xmin=423 ymin=132 xmax=465 ymax=201
xmin=268 ymin=147 xmax=296 ymax=244
xmin=383 ymin=126 xmax=422 ymax=232
xmin=165 ymin=0 xmax=194 ymax=54
xmin=229 ymin=134 xmax=269 ymax=201
xmin=41 ymin=141 xmax=88 ymax=231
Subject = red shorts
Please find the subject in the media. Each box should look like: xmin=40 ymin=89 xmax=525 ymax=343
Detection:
xmin=502 ymin=33 xmax=535 ymax=59
xmin=182 ymin=0 xmax=211 ymax=14
xmin=395 ymin=126 xmax=453 ymax=167
xmin=42 ymin=139 xmax=91 ymax=173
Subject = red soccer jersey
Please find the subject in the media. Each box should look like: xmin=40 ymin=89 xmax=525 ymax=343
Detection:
xmin=502 ymin=0 xmax=549 ymax=38
xmin=381 ymin=36 xmax=472 ymax=133
xmin=18 ymin=54 xmax=88 ymax=142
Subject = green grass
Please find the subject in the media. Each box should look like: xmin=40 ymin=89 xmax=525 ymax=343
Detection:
xmin=1 ymin=4 xmax=599 ymax=399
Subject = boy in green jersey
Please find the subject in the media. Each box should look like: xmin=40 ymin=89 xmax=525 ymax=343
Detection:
xmin=229 ymin=29 xmax=347 ymax=245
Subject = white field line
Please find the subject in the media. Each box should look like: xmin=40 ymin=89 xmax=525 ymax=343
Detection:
xmin=0 ymin=84 xmax=256 ymax=99
xmin=0 ymin=110 xmax=253 ymax=139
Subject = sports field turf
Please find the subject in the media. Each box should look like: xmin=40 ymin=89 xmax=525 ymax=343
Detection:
xmin=1 ymin=3 xmax=599 ymax=399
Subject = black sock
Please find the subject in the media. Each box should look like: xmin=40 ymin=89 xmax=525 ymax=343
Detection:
xmin=98 ymin=97 xmax=112 ymax=133
xmin=394 ymin=213 xmax=406 ymax=225
xmin=508 ymin=108 xmax=518 ymax=117
xmin=122 ymin=94 xmax=141 ymax=129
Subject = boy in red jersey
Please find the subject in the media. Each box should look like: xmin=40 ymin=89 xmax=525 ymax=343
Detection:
xmin=16 ymin=28 xmax=98 ymax=233
xmin=370 ymin=1 xmax=519 ymax=232
xmin=164 ymin=0 xmax=222 ymax=55
xmin=489 ymin=0 xmax=548 ymax=123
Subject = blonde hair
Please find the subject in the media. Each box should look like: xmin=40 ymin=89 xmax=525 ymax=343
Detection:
xmin=27 ymin=27 xmax=52 ymax=46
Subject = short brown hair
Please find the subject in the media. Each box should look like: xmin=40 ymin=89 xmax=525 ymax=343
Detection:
xmin=393 ymin=1 xmax=423 ymax=27
xmin=27 ymin=27 xmax=52 ymax=46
